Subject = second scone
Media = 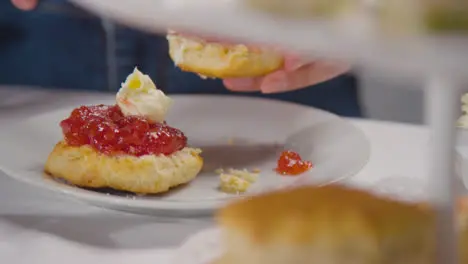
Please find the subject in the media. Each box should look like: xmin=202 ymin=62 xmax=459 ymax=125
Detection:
xmin=215 ymin=185 xmax=467 ymax=264
xmin=167 ymin=32 xmax=284 ymax=79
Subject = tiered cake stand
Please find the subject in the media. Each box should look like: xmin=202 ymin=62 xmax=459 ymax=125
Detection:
xmin=71 ymin=0 xmax=468 ymax=262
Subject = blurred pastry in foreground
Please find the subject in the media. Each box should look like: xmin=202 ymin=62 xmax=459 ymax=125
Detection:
xmin=45 ymin=68 xmax=203 ymax=194
xmin=166 ymin=31 xmax=283 ymax=79
xmin=216 ymin=184 xmax=467 ymax=264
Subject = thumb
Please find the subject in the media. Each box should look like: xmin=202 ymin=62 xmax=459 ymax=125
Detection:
xmin=282 ymin=53 xmax=310 ymax=72
xmin=11 ymin=0 xmax=38 ymax=10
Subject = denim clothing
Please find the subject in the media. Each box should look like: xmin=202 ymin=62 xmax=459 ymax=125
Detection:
xmin=0 ymin=1 xmax=362 ymax=117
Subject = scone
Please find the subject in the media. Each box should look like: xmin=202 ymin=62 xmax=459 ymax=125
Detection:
xmin=44 ymin=68 xmax=203 ymax=194
xmin=45 ymin=141 xmax=202 ymax=194
xmin=167 ymin=31 xmax=284 ymax=79
xmin=216 ymin=185 xmax=466 ymax=264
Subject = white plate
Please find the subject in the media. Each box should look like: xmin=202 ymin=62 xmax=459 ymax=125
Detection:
xmin=0 ymin=95 xmax=369 ymax=216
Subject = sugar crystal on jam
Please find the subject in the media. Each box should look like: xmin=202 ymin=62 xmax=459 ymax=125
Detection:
xmin=275 ymin=150 xmax=313 ymax=176
xmin=60 ymin=105 xmax=187 ymax=156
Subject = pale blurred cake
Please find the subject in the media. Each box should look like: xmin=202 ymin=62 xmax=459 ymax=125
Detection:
xmin=215 ymin=184 xmax=467 ymax=264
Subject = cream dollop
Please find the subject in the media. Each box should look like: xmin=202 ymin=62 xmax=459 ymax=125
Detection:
xmin=116 ymin=67 xmax=172 ymax=123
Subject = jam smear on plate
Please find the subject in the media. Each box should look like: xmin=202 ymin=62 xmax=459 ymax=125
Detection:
xmin=275 ymin=150 xmax=313 ymax=176
xmin=60 ymin=105 xmax=186 ymax=156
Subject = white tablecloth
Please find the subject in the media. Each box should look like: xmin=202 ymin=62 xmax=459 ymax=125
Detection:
xmin=0 ymin=87 xmax=465 ymax=263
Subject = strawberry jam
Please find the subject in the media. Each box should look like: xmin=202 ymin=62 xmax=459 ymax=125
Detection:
xmin=275 ymin=150 xmax=313 ymax=176
xmin=60 ymin=105 xmax=187 ymax=156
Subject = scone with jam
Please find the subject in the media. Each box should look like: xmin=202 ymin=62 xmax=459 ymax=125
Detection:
xmin=44 ymin=68 xmax=203 ymax=194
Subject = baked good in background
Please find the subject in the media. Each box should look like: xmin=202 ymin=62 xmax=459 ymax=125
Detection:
xmin=215 ymin=184 xmax=468 ymax=264
xmin=45 ymin=68 xmax=203 ymax=194
xmin=244 ymin=0 xmax=360 ymax=19
xmin=166 ymin=31 xmax=284 ymax=79
xmin=243 ymin=0 xmax=468 ymax=35
xmin=377 ymin=0 xmax=468 ymax=36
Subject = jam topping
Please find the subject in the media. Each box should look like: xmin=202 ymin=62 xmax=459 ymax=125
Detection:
xmin=275 ymin=150 xmax=313 ymax=176
xmin=60 ymin=105 xmax=187 ymax=156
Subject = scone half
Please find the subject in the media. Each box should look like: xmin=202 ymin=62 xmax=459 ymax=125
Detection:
xmin=167 ymin=32 xmax=284 ymax=79
xmin=44 ymin=141 xmax=203 ymax=194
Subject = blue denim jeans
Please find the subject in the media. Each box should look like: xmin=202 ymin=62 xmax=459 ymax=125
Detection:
xmin=0 ymin=1 xmax=362 ymax=117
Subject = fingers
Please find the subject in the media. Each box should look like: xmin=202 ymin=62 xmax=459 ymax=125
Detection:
xmin=223 ymin=77 xmax=262 ymax=92
xmin=260 ymin=61 xmax=350 ymax=93
xmin=11 ymin=0 xmax=37 ymax=10
xmin=221 ymin=54 xmax=313 ymax=92
xmin=282 ymin=53 xmax=310 ymax=71
xmin=223 ymin=61 xmax=349 ymax=93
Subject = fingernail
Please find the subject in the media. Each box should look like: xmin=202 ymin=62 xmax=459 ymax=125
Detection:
xmin=261 ymin=74 xmax=288 ymax=93
xmin=224 ymin=78 xmax=256 ymax=90
xmin=283 ymin=54 xmax=312 ymax=72
xmin=12 ymin=0 xmax=36 ymax=10
xmin=289 ymin=60 xmax=309 ymax=71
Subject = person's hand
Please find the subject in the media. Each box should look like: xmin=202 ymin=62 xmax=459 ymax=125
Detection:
xmin=11 ymin=0 xmax=38 ymax=10
xmin=171 ymin=31 xmax=349 ymax=93
xmin=223 ymin=54 xmax=349 ymax=94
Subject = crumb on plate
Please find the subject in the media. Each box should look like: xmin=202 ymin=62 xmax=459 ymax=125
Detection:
xmin=216 ymin=168 xmax=260 ymax=194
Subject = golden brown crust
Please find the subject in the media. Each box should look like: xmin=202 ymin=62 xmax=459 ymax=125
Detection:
xmin=217 ymin=185 xmax=436 ymax=264
xmin=167 ymin=34 xmax=283 ymax=79
xmin=216 ymin=185 xmax=468 ymax=264
xmin=44 ymin=141 xmax=203 ymax=194
xmin=218 ymin=185 xmax=432 ymax=244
